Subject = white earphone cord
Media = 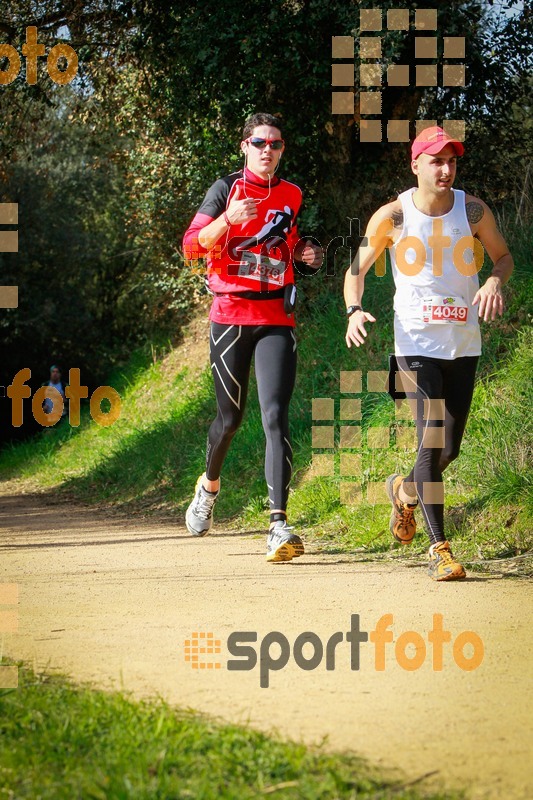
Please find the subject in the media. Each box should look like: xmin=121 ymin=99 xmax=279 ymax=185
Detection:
xmin=219 ymin=143 xmax=282 ymax=263
xmin=219 ymin=148 xmax=273 ymax=254
xmin=241 ymin=147 xmax=275 ymax=201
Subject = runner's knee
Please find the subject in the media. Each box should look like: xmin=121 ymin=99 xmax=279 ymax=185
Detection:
xmin=260 ymin=403 xmax=286 ymax=435
xmin=440 ymin=442 xmax=461 ymax=469
xmin=216 ymin=409 xmax=244 ymax=439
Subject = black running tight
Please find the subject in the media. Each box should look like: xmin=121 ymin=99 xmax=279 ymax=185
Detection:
xmin=206 ymin=323 xmax=297 ymax=511
xmin=396 ymin=355 xmax=479 ymax=545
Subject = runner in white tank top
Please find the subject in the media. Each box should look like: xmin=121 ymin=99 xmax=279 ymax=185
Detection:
xmin=390 ymin=187 xmax=482 ymax=360
xmin=343 ymin=126 xmax=513 ymax=582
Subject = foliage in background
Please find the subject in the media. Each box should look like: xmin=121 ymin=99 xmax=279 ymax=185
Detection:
xmin=0 ymin=2 xmax=531 ymax=417
xmin=0 ymin=3 xmax=531 ymax=558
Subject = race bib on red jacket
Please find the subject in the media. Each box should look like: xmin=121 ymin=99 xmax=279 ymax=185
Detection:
xmin=183 ymin=169 xmax=302 ymax=294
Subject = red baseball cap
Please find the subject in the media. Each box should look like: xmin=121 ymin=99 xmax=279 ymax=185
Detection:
xmin=411 ymin=126 xmax=465 ymax=160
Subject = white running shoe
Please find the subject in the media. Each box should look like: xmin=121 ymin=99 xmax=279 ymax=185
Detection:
xmin=266 ymin=520 xmax=304 ymax=563
xmin=185 ymin=474 xmax=219 ymax=537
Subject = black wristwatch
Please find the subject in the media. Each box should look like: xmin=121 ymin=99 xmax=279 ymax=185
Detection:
xmin=346 ymin=305 xmax=363 ymax=317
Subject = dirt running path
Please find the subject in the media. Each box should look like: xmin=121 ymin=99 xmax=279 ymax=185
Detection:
xmin=1 ymin=492 xmax=531 ymax=799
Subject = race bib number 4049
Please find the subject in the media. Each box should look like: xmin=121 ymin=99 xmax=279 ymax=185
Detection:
xmin=422 ymin=295 xmax=468 ymax=325
xmin=237 ymin=252 xmax=285 ymax=286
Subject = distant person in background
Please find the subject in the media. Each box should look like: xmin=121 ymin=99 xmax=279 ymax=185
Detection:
xmin=42 ymin=365 xmax=68 ymax=418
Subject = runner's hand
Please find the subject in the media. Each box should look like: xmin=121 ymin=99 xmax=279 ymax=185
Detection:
xmin=472 ymin=276 xmax=504 ymax=321
xmin=345 ymin=309 xmax=376 ymax=348
xmin=299 ymin=240 xmax=323 ymax=269
xmin=225 ymin=185 xmax=258 ymax=225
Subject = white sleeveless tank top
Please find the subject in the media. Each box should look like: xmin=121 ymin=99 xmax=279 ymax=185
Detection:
xmin=389 ymin=188 xmax=482 ymax=359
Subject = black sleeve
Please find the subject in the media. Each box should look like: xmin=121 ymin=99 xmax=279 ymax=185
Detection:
xmin=197 ymin=172 xmax=241 ymax=219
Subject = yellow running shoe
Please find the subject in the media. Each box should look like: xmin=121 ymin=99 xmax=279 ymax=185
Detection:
xmin=385 ymin=473 xmax=417 ymax=544
xmin=266 ymin=521 xmax=304 ymax=563
xmin=428 ymin=541 xmax=466 ymax=581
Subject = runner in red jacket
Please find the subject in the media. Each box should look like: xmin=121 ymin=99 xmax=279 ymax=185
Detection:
xmin=183 ymin=112 xmax=321 ymax=562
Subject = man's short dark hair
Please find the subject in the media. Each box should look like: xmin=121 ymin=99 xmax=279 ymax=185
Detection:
xmin=242 ymin=113 xmax=283 ymax=140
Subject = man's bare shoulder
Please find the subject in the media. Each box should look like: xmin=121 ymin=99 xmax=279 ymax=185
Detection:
xmin=464 ymin=193 xmax=490 ymax=226
xmin=373 ymin=198 xmax=404 ymax=229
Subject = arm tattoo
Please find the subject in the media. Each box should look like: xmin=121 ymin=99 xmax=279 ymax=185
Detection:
xmin=391 ymin=209 xmax=403 ymax=228
xmin=466 ymin=201 xmax=484 ymax=224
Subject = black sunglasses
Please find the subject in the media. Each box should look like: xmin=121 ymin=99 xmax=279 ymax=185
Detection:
xmin=245 ymin=137 xmax=284 ymax=150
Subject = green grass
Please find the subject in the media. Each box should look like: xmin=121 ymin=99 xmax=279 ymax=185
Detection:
xmin=0 ymin=663 xmax=459 ymax=800
xmin=0 ymin=227 xmax=531 ymax=569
